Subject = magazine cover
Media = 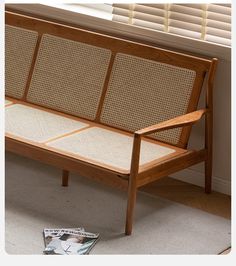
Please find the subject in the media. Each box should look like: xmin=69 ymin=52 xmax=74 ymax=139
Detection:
xmin=43 ymin=229 xmax=99 ymax=255
xmin=43 ymin=228 xmax=85 ymax=246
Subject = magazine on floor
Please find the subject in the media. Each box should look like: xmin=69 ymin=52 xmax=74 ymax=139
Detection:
xmin=43 ymin=227 xmax=99 ymax=255
xmin=43 ymin=228 xmax=85 ymax=246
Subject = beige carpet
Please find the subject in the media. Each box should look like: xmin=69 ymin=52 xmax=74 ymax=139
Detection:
xmin=5 ymin=152 xmax=231 ymax=255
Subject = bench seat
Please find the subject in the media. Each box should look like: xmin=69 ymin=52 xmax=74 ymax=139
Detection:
xmin=5 ymin=99 xmax=186 ymax=175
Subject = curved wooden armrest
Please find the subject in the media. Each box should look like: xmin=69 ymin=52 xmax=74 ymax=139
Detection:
xmin=135 ymin=109 xmax=209 ymax=136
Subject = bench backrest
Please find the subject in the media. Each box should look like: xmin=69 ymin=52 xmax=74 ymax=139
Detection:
xmin=5 ymin=11 xmax=214 ymax=148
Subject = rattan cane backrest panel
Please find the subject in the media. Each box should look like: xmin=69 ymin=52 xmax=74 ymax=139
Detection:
xmin=100 ymin=53 xmax=196 ymax=145
xmin=27 ymin=34 xmax=111 ymax=120
xmin=5 ymin=25 xmax=38 ymax=99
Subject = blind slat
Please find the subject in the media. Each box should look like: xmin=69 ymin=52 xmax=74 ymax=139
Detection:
xmin=169 ymin=11 xmax=202 ymax=25
xmin=112 ymin=14 xmax=129 ymax=24
xmin=133 ymin=19 xmax=165 ymax=32
xmin=133 ymin=12 xmax=165 ymax=25
xmin=207 ymin=11 xmax=231 ymax=24
xmin=206 ymin=27 xmax=231 ymax=40
xmin=112 ymin=7 xmax=130 ymax=17
xmin=169 ymin=27 xmax=202 ymax=39
xmin=169 ymin=19 xmax=202 ymax=33
xmin=205 ymin=34 xmax=231 ymax=46
xmin=135 ymin=4 xmax=165 ymax=17
xmin=139 ymin=4 xmax=166 ymax=10
xmin=169 ymin=4 xmax=202 ymax=16
xmin=207 ymin=4 xmax=231 ymax=15
xmin=206 ymin=19 xmax=231 ymax=32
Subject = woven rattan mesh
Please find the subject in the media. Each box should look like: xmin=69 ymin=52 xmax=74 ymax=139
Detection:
xmin=100 ymin=53 xmax=196 ymax=145
xmin=5 ymin=25 xmax=38 ymax=99
xmin=5 ymin=104 xmax=88 ymax=143
xmin=27 ymin=34 xmax=111 ymax=120
xmin=47 ymin=127 xmax=176 ymax=172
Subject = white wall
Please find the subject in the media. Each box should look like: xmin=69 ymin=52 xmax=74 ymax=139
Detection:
xmin=171 ymin=58 xmax=231 ymax=195
xmin=6 ymin=4 xmax=231 ymax=194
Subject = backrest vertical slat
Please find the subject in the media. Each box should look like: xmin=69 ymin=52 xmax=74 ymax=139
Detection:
xmin=22 ymin=34 xmax=42 ymax=101
xmin=95 ymin=52 xmax=117 ymax=122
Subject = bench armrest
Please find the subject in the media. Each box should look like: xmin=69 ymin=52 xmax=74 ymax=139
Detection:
xmin=135 ymin=109 xmax=209 ymax=137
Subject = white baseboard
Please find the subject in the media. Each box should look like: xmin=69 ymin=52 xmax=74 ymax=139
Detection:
xmin=169 ymin=169 xmax=231 ymax=195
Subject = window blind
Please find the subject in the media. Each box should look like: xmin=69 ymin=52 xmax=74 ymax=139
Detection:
xmin=112 ymin=3 xmax=231 ymax=46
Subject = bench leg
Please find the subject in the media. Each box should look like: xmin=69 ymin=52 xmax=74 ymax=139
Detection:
xmin=205 ymin=158 xmax=212 ymax=194
xmin=205 ymin=111 xmax=213 ymax=194
xmin=125 ymin=175 xmax=137 ymax=235
xmin=62 ymin=170 xmax=69 ymax=187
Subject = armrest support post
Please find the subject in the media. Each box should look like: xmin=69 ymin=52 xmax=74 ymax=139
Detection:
xmin=130 ymin=134 xmax=142 ymax=177
xmin=126 ymin=134 xmax=141 ymax=235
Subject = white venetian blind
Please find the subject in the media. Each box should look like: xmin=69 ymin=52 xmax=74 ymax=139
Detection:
xmin=112 ymin=3 xmax=231 ymax=46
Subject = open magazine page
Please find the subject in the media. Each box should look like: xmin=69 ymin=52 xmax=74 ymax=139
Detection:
xmin=43 ymin=229 xmax=99 ymax=255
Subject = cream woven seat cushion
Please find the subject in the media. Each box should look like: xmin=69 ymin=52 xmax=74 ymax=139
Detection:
xmin=100 ymin=53 xmax=196 ymax=145
xmin=5 ymin=25 xmax=38 ymax=99
xmin=5 ymin=104 xmax=88 ymax=143
xmin=27 ymin=34 xmax=111 ymax=120
xmin=46 ymin=127 xmax=178 ymax=173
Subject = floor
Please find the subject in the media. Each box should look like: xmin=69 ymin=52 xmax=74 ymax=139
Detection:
xmin=5 ymin=155 xmax=231 ymax=254
xmin=5 ymin=151 xmax=232 ymax=254
xmin=140 ymin=176 xmax=231 ymax=254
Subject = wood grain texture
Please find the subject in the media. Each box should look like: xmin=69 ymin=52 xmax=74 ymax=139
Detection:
xmin=135 ymin=109 xmax=208 ymax=136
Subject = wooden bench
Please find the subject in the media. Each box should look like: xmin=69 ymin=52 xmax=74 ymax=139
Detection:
xmin=5 ymin=11 xmax=218 ymax=235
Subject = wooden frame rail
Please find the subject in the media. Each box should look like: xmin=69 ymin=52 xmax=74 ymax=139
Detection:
xmin=6 ymin=136 xmax=129 ymax=190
